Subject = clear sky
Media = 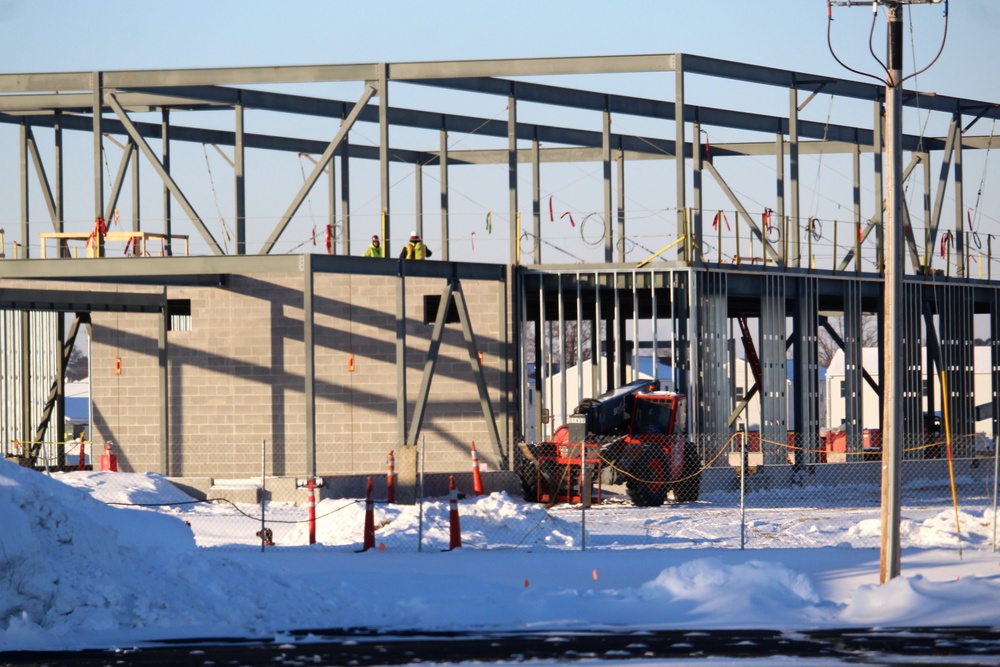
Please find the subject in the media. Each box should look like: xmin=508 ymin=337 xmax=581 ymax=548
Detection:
xmin=0 ymin=0 xmax=989 ymax=98
xmin=0 ymin=0 xmax=996 ymax=262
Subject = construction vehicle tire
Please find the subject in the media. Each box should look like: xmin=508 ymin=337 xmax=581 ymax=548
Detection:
xmin=673 ymin=443 xmax=702 ymax=503
xmin=625 ymin=447 xmax=669 ymax=507
xmin=515 ymin=442 xmax=542 ymax=502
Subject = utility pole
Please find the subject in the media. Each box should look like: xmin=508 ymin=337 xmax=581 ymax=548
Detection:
xmin=881 ymin=0 xmax=906 ymax=585
xmin=827 ymin=0 xmax=946 ymax=583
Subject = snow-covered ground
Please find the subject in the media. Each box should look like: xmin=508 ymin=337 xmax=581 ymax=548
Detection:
xmin=2 ymin=456 xmax=999 ymax=653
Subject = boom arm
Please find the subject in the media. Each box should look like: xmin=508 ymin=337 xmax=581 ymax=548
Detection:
xmin=567 ymin=379 xmax=654 ymax=442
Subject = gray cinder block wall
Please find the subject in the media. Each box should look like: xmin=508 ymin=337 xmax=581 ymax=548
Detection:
xmin=89 ymin=270 xmax=512 ymax=485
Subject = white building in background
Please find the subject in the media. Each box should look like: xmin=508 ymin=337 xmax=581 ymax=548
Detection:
xmin=825 ymin=346 xmax=995 ymax=438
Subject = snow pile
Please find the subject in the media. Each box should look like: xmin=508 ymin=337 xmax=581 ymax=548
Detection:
xmin=2 ymin=458 xmax=1000 ymax=652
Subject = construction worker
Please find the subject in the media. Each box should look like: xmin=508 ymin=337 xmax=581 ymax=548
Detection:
xmin=400 ymin=230 xmax=432 ymax=260
xmin=363 ymin=234 xmax=383 ymax=257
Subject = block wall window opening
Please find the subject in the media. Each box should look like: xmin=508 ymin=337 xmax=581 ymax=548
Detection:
xmin=423 ymin=295 xmax=460 ymax=325
xmin=167 ymin=299 xmax=192 ymax=332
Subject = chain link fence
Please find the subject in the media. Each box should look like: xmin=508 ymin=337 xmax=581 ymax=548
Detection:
xmin=50 ymin=433 xmax=999 ymax=554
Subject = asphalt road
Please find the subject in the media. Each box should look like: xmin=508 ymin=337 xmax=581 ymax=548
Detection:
xmin=3 ymin=626 xmax=999 ymax=666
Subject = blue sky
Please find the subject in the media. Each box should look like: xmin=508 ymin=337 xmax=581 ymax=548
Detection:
xmin=0 ymin=1 xmax=987 ymax=94
xmin=0 ymin=0 xmax=996 ymax=262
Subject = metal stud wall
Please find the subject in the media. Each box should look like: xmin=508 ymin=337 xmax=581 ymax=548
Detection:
xmin=0 ymin=310 xmax=60 ymax=462
xmin=901 ymin=282 xmax=924 ymax=454
xmin=938 ymin=284 xmax=977 ymax=455
xmin=843 ymin=280 xmax=865 ymax=451
xmin=792 ymin=277 xmax=821 ymax=464
xmin=760 ymin=275 xmax=787 ymax=465
xmin=697 ymin=271 xmax=729 ymax=436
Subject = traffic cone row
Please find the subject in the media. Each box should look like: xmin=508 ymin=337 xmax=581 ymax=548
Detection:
xmin=358 ymin=455 xmax=470 ymax=551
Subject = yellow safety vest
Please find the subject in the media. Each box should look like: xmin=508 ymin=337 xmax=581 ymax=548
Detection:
xmin=406 ymin=242 xmax=426 ymax=260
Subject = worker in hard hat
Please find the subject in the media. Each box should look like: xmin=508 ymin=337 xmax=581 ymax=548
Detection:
xmin=363 ymin=234 xmax=383 ymax=257
xmin=400 ymin=230 xmax=432 ymax=260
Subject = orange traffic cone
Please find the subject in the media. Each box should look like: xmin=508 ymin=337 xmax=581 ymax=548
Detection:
xmin=307 ymin=477 xmax=317 ymax=545
xmin=471 ymin=441 xmax=484 ymax=496
xmin=362 ymin=475 xmax=375 ymax=551
xmin=447 ymin=474 xmax=462 ymax=550
xmin=387 ymin=450 xmax=396 ymax=504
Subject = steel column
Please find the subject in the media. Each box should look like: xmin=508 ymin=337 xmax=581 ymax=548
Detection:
xmin=508 ymin=89 xmax=518 ymax=265
xmin=303 ymin=255 xmax=316 ymax=478
xmin=675 ymin=56 xmax=686 ymax=261
xmin=415 ymin=161 xmax=423 ymax=240
xmin=379 ymin=65 xmax=391 ymax=256
xmin=92 ymin=72 xmax=104 ymax=258
xmin=616 ymin=140 xmax=625 ymax=264
xmin=531 ymin=128 xmax=540 ymax=265
xmin=161 ymin=108 xmax=171 ymax=256
xmin=234 ymin=101 xmax=246 ymax=255
xmin=340 ymin=125 xmax=351 ymax=256
xmin=19 ymin=123 xmax=28 ymax=258
xmin=789 ymin=85 xmax=801 ymax=268
xmin=158 ymin=292 xmax=169 ymax=474
xmin=440 ymin=126 xmax=449 ymax=261
xmin=603 ymin=105 xmax=613 ymax=263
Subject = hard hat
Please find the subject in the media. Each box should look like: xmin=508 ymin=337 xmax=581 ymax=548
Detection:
xmin=410 ymin=231 xmax=420 ymax=240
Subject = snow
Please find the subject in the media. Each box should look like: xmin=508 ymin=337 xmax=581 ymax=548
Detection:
xmin=2 ymin=457 xmax=1000 ymax=653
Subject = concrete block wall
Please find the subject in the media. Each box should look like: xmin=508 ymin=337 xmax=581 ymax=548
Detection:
xmin=87 ymin=283 xmax=164 ymax=473
xmin=90 ymin=269 xmax=512 ymax=482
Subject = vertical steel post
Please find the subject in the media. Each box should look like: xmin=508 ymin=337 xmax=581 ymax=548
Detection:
xmin=992 ymin=437 xmax=998 ymax=552
xmin=954 ymin=106 xmax=965 ymax=278
xmin=159 ymin=293 xmax=169 ymax=474
xmin=675 ymin=55 xmax=686 ymax=261
xmin=440 ymin=125 xmax=449 ymax=261
xmin=131 ymin=141 xmax=141 ymax=237
xmin=92 ymin=71 xmax=104 ymax=258
xmin=304 ymin=254 xmax=316 ymax=479
xmin=532 ymin=128 xmax=541 ymax=264
xmin=396 ymin=263 xmax=407 ymax=447
xmin=260 ymin=438 xmax=266 ymax=552
xmin=327 ymin=154 xmax=336 ymax=255
xmin=234 ymin=100 xmax=246 ymax=255
xmin=617 ymin=139 xmax=626 ymax=264
xmin=19 ymin=123 xmax=29 ymax=259
xmin=693 ymin=119 xmax=703 ymax=267
xmin=508 ymin=88 xmax=518 ymax=265
xmin=54 ymin=110 xmax=64 ymax=235
xmin=161 ymin=108 xmax=171 ymax=256
xmin=379 ymin=63 xmax=391 ymax=257
xmin=603 ymin=103 xmax=613 ymax=263
xmin=340 ymin=121 xmax=351 ymax=256
xmin=415 ymin=161 xmax=423 ymax=240
xmin=789 ymin=83 xmax=801 ymax=268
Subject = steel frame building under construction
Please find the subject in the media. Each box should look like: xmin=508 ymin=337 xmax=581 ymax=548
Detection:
xmin=1 ymin=54 xmax=999 ymax=494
